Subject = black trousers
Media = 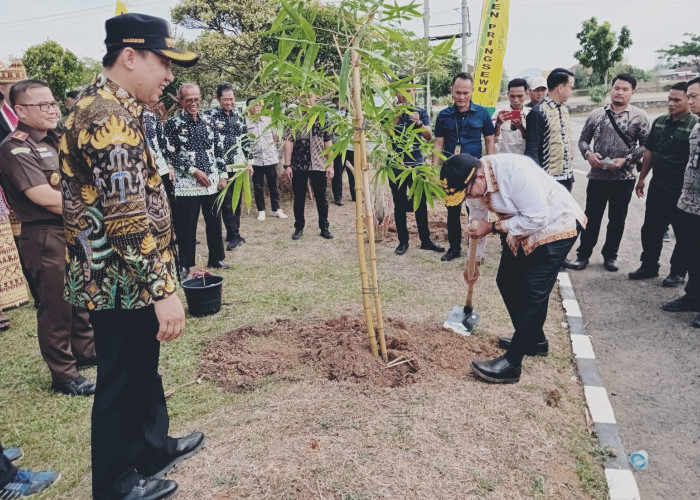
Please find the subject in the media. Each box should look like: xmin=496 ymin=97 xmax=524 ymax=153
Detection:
xmin=446 ymin=204 xmax=465 ymax=251
xmin=576 ymin=179 xmax=635 ymax=260
xmin=332 ymin=150 xmax=356 ymax=203
xmin=175 ymin=193 xmax=225 ymax=268
xmin=389 ymin=169 xmax=430 ymax=245
xmin=220 ymin=172 xmax=243 ymax=242
xmin=0 ymin=442 xmax=17 ymax=489
xmin=89 ymin=306 xmax=177 ymax=499
xmin=498 ymin=233 xmax=578 ymax=364
xmin=558 ymin=177 xmax=574 ymax=192
xmin=160 ymin=173 xmax=176 ymax=216
xmin=674 ymin=209 xmax=700 ymax=299
xmin=252 ymin=164 xmax=281 ymax=212
xmin=292 ymin=170 xmax=329 ymax=231
xmin=639 ymin=181 xmax=687 ymax=275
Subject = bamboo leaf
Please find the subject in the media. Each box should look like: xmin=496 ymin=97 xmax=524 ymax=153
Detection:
xmin=338 ymin=49 xmax=352 ymax=105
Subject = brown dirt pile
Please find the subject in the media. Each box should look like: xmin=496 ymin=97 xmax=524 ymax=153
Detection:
xmin=200 ymin=315 xmax=501 ymax=391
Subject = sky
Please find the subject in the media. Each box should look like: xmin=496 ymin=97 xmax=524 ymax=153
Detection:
xmin=2 ymin=0 xmax=699 ymax=78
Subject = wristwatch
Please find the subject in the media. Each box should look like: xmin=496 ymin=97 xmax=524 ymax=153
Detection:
xmin=283 ymin=164 xmax=291 ymax=169
xmin=491 ymin=221 xmax=498 ymax=234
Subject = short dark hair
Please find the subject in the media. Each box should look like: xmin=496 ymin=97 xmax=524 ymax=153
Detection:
xmin=508 ymin=78 xmax=528 ymax=91
xmin=611 ymin=73 xmax=637 ymax=90
xmin=670 ymin=81 xmax=689 ymax=92
xmin=216 ymin=83 xmax=234 ymax=99
xmin=102 ymin=48 xmax=149 ymax=68
xmin=10 ymin=79 xmax=50 ymax=108
xmin=452 ymin=72 xmax=474 ymax=86
xmin=246 ymin=97 xmax=257 ymax=106
xmin=66 ymin=90 xmax=80 ymax=99
xmin=546 ymin=68 xmax=574 ymax=91
xmin=687 ymin=76 xmax=700 ymax=89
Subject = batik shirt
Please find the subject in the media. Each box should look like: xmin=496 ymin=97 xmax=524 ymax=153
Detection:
xmin=645 ymin=112 xmax=698 ymax=192
xmin=204 ymin=106 xmax=249 ymax=171
xmin=285 ymin=121 xmax=332 ymax=171
xmin=578 ymin=105 xmax=650 ymax=181
xmin=678 ymin=122 xmax=700 ymax=216
xmin=143 ymin=110 xmax=170 ymax=177
xmin=164 ymin=110 xmax=226 ymax=196
xmin=60 ymin=73 xmax=177 ymax=311
xmin=524 ymin=97 xmax=574 ymax=181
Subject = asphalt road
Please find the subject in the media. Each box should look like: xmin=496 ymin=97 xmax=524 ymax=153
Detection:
xmin=566 ymin=115 xmax=700 ymax=499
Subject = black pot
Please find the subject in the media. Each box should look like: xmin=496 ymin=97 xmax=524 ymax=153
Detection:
xmin=181 ymin=275 xmax=224 ymax=317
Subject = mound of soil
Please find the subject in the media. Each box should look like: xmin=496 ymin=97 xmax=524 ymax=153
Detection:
xmin=200 ymin=315 xmax=501 ymax=391
xmin=387 ymin=209 xmax=452 ymax=243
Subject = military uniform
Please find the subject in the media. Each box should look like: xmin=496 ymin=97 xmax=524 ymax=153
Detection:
xmin=0 ymin=124 xmax=95 ymax=385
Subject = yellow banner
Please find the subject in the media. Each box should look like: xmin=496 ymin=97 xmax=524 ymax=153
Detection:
xmin=115 ymin=0 xmax=128 ymax=15
xmin=472 ymin=0 xmax=510 ymax=115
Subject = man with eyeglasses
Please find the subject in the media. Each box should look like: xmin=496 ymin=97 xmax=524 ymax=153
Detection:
xmin=0 ymin=79 xmax=97 ymax=396
xmin=164 ymin=82 xmax=230 ymax=280
xmin=525 ymin=67 xmax=576 ymax=192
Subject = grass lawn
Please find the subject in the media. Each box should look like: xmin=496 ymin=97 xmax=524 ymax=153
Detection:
xmin=0 ymin=193 xmax=608 ymax=499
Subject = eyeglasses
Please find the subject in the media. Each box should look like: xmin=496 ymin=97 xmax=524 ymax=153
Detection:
xmin=17 ymin=101 xmax=60 ymax=112
xmin=183 ymin=98 xmax=201 ymax=104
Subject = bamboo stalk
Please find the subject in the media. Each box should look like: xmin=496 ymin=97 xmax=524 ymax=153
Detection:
xmin=350 ymin=49 xmax=378 ymax=358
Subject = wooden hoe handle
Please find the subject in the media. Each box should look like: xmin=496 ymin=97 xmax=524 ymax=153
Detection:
xmin=465 ymin=220 xmax=479 ymax=309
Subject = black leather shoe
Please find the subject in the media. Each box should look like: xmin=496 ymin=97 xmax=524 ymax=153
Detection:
xmin=150 ymin=432 xmax=205 ymax=479
xmin=563 ymin=258 xmax=588 ymax=271
xmin=693 ymin=313 xmax=700 ymax=329
xmin=497 ymin=337 xmax=548 ymax=356
xmin=207 ymin=260 xmax=230 ymax=269
xmin=394 ymin=242 xmax=409 ymax=255
xmin=320 ymin=228 xmax=334 ymax=239
xmin=178 ymin=267 xmax=190 ymax=281
xmin=440 ymin=248 xmax=461 ymax=262
xmin=226 ymin=237 xmax=243 ymax=250
xmin=420 ymin=240 xmax=445 ymax=253
xmin=292 ymin=229 xmax=303 ymax=240
xmin=76 ymin=357 xmax=98 ymax=370
xmin=471 ymin=355 xmax=521 ymax=384
xmin=662 ymin=295 xmax=700 ymax=312
xmin=628 ymin=266 xmax=659 ymax=280
xmin=334 ymin=200 xmax=343 ymax=206
xmin=603 ymin=258 xmax=618 ymax=272
xmin=662 ymin=273 xmax=686 ymax=288
xmin=51 ymin=375 xmax=95 ymax=396
xmin=122 ymin=477 xmax=178 ymax=500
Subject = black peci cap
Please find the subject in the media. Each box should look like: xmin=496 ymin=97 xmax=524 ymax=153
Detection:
xmin=440 ymin=154 xmax=481 ymax=206
xmin=105 ymin=13 xmax=199 ymax=67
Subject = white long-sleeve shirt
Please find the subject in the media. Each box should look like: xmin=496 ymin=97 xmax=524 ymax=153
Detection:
xmin=466 ymin=153 xmax=586 ymax=257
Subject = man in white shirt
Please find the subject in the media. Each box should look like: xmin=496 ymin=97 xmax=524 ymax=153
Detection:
xmin=441 ymin=153 xmax=586 ymax=383
xmin=246 ymin=97 xmax=286 ymax=220
xmin=494 ymin=78 xmax=529 ymax=154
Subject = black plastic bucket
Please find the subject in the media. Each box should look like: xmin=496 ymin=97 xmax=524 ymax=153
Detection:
xmin=181 ymin=275 xmax=224 ymax=317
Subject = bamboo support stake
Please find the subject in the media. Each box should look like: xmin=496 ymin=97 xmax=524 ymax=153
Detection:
xmin=350 ymin=51 xmax=378 ymax=358
xmin=350 ymin=47 xmax=387 ymax=361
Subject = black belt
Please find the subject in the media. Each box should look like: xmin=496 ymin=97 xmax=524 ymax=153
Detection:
xmin=23 ymin=219 xmax=63 ymax=227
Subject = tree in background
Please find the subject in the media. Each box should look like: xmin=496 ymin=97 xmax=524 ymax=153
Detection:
xmin=429 ymin=51 xmax=462 ymax=99
xmin=22 ymin=41 xmax=85 ymax=104
xmin=574 ymin=17 xmax=632 ymax=87
xmin=657 ymin=33 xmax=700 ymax=74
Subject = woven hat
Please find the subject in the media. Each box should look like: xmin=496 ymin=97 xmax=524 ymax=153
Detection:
xmin=0 ymin=60 xmax=28 ymax=85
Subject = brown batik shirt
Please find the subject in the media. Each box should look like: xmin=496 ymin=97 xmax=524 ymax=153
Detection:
xmin=60 ymin=73 xmax=177 ymax=310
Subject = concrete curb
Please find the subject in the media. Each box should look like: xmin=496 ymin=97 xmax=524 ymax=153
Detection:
xmin=557 ymin=271 xmax=641 ymax=500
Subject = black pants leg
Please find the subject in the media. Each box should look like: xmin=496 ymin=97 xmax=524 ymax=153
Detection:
xmin=389 ymin=171 xmax=430 ymax=245
xmin=291 ymin=169 xmax=309 ymax=230
xmin=201 ymin=192 xmax=226 ymax=264
xmin=346 ymin=150 xmax=356 ymax=201
xmin=89 ymin=306 xmax=177 ymax=499
xmin=577 ymin=179 xmax=609 ymax=260
xmin=558 ymin=177 xmax=574 ymax=192
xmin=265 ymin=164 xmax=281 ymax=212
xmin=308 ymin=170 xmax=330 ymax=230
xmin=496 ymin=235 xmax=526 ymax=332
xmin=160 ymin=173 xmax=176 ymax=219
xmin=332 ymin=154 xmax=344 ymax=203
xmin=505 ymin=235 xmax=577 ymax=365
xmin=0 ymin=442 xmax=17 ymax=489
xmin=600 ymin=179 xmax=635 ymax=260
xmin=446 ymin=204 xmax=463 ymax=252
xmin=174 ymin=195 xmax=202 ymax=269
xmin=640 ymin=182 xmax=686 ymax=275
xmin=674 ymin=209 xmax=700 ymax=298
xmin=221 ymin=173 xmax=240 ymax=241
xmin=252 ymin=166 xmax=267 ymax=212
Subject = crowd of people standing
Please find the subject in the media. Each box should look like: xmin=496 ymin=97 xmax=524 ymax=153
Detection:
xmin=1 ymin=10 xmax=700 ymax=498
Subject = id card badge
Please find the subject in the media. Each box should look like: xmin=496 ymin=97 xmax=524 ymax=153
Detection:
xmin=454 ymin=144 xmax=461 ymax=155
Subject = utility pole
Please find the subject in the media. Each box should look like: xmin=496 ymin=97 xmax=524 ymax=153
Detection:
xmin=461 ymin=0 xmax=469 ymax=71
xmin=424 ymin=0 xmax=432 ymax=115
